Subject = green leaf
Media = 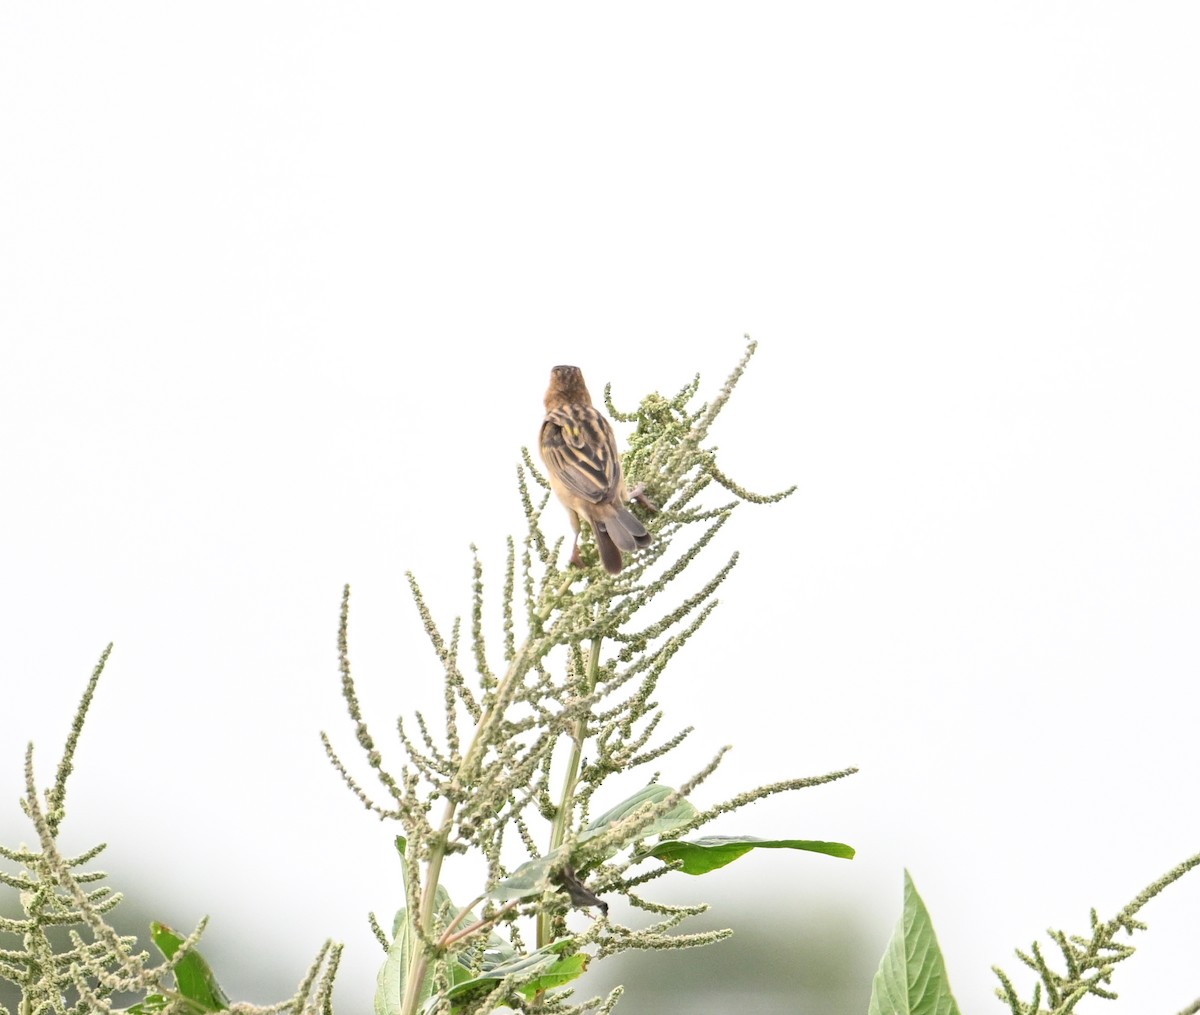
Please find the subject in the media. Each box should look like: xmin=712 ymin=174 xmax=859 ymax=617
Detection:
xmin=375 ymin=880 xmax=590 ymax=1012
xmin=438 ymin=940 xmax=588 ymax=1010
xmin=637 ymin=835 xmax=855 ymax=874
xmin=375 ymin=919 xmax=413 ymax=1015
xmin=149 ymin=922 xmax=230 ymax=1012
xmin=516 ymin=951 xmax=589 ymax=998
xmin=867 ymin=871 xmax=962 ymax=1015
xmin=487 ymin=786 xmax=703 ymax=904
xmin=377 ymin=883 xmax=467 ymax=1015
xmin=581 ymin=784 xmax=698 ymax=844
xmin=486 ymin=847 xmax=569 ymax=902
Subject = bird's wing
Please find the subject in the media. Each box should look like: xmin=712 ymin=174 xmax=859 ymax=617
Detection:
xmin=540 ymin=405 xmax=622 ymax=504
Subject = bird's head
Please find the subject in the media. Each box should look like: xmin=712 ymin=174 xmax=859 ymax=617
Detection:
xmin=545 ymin=365 xmax=593 ymax=409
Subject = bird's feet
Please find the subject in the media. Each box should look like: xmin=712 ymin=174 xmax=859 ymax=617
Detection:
xmin=628 ymin=482 xmax=658 ymax=514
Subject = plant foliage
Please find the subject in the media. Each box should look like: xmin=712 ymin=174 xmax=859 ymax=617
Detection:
xmin=868 ymin=871 xmax=962 ymax=1015
xmin=992 ymin=853 xmax=1200 ymax=1015
xmin=0 ymin=647 xmax=342 ymax=1014
xmin=323 ymin=339 xmax=858 ymax=1014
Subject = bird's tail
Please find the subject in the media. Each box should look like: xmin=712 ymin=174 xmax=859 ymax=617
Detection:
xmin=591 ymin=505 xmax=652 ymax=573
xmin=594 ymin=526 xmax=625 ymax=575
xmin=606 ymin=505 xmax=652 ymax=552
xmin=584 ymin=502 xmax=652 ymax=574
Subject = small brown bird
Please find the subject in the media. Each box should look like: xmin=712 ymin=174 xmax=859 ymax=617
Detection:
xmin=539 ymin=365 xmax=653 ymax=575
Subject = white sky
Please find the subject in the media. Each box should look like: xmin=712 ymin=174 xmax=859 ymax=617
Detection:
xmin=2 ymin=4 xmax=1199 ymax=1013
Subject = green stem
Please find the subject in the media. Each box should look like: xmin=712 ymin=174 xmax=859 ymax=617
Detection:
xmin=538 ymin=630 xmax=603 ymax=949
xmin=399 ymin=803 xmax=458 ymax=1015
xmin=399 ymin=571 xmax=581 ymax=1015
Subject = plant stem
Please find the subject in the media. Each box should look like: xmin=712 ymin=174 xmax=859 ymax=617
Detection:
xmin=398 ymin=621 xmax=558 ymax=1015
xmin=399 ymin=571 xmax=581 ymax=1014
xmin=399 ymin=802 xmax=458 ymax=1015
xmin=538 ymin=629 xmax=603 ymax=949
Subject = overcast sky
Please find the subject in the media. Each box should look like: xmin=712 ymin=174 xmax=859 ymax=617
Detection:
xmin=3 ymin=5 xmax=1199 ymax=1013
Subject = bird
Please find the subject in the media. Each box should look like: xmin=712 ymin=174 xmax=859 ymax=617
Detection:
xmin=539 ymin=365 xmax=654 ymax=575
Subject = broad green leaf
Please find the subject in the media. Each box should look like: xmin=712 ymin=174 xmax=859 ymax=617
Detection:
xmin=580 ymin=785 xmax=698 ymax=846
xmin=867 ymin=871 xmax=962 ymax=1015
xmin=638 ymin=835 xmax=855 ymax=874
xmin=376 ymin=915 xmax=414 ymax=1015
xmin=486 ymin=847 xmax=569 ymax=902
xmin=377 ymin=884 xmax=469 ymax=1015
xmin=379 ymin=881 xmax=525 ymax=1014
xmin=376 ymin=871 xmax=591 ymax=1012
xmin=516 ymin=951 xmax=589 ymax=998
xmin=149 ymin=923 xmax=229 ymax=1012
xmin=439 ymin=940 xmax=587 ymax=1009
xmin=487 ymin=787 xmax=701 ymax=904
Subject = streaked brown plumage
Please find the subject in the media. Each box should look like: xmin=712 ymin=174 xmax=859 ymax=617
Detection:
xmin=539 ymin=365 xmax=653 ymax=575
